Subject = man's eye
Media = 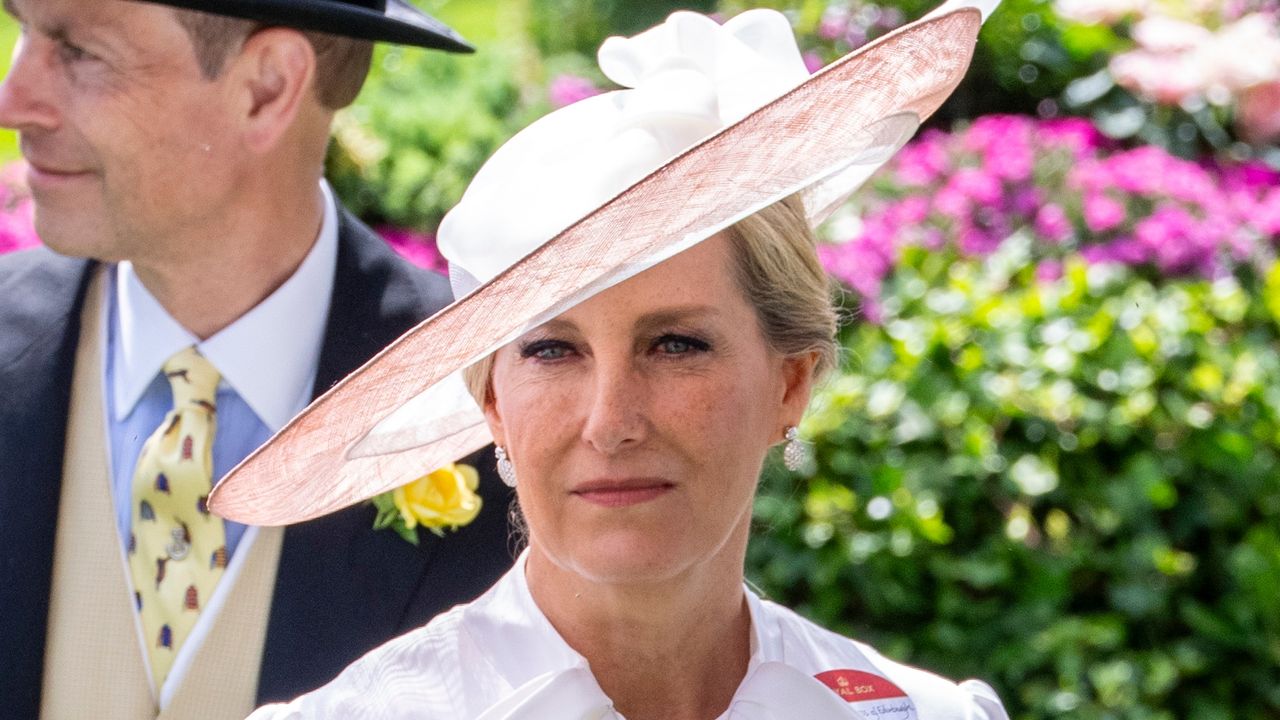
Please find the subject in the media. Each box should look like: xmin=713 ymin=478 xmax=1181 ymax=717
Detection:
xmin=57 ymin=40 xmax=92 ymax=63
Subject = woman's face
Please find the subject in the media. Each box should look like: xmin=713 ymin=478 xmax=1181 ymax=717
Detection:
xmin=484 ymin=233 xmax=815 ymax=585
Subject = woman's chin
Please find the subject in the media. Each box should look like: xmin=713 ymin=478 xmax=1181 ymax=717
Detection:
xmin=550 ymin=530 xmax=699 ymax=586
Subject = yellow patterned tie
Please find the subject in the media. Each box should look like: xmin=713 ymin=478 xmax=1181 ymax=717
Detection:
xmin=128 ymin=347 xmax=227 ymax=690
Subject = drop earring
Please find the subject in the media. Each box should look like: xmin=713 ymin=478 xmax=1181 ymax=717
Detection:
xmin=495 ymin=446 xmax=517 ymax=487
xmin=783 ymin=426 xmax=812 ymax=473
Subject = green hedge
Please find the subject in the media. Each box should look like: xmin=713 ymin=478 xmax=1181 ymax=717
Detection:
xmin=749 ymin=244 xmax=1280 ymax=718
xmin=326 ymin=43 xmax=542 ymax=231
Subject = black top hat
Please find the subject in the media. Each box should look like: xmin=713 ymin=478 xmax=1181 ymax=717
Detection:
xmin=136 ymin=0 xmax=473 ymax=53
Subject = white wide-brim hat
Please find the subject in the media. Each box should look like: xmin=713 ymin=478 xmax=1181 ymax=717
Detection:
xmin=210 ymin=0 xmax=999 ymax=525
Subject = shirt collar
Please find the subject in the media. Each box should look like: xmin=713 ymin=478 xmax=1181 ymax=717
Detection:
xmin=462 ymin=550 xmax=774 ymax=690
xmin=462 ymin=550 xmax=590 ymax=690
xmin=112 ymin=181 xmax=340 ymax=431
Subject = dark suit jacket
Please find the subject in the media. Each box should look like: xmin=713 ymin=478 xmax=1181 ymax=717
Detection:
xmin=0 ymin=209 xmax=516 ymax=715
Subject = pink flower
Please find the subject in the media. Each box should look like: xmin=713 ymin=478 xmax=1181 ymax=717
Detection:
xmin=859 ymin=298 xmax=885 ymax=325
xmin=0 ymin=212 xmax=38 ymax=254
xmin=1082 ymin=237 xmax=1147 ymax=266
xmin=1131 ymin=16 xmax=1211 ymax=53
xmin=1098 ymin=147 xmax=1215 ymax=202
xmin=893 ymin=131 xmax=949 ymax=186
xmin=817 ymin=9 xmax=850 ymax=41
xmin=843 ymin=26 xmax=868 ymax=48
xmin=548 ymin=74 xmax=602 ymax=109
xmin=963 ymin=117 xmax=1037 ymax=183
xmin=1205 ymin=15 xmax=1280 ymax=92
xmin=1037 ymin=117 xmax=1104 ymax=155
xmin=886 ymin=197 xmax=930 ymax=226
xmin=1109 ymin=13 xmax=1280 ymax=108
xmin=0 ymin=163 xmax=39 ymax=255
xmin=964 ymin=115 xmax=1032 ymax=151
xmin=803 ymin=51 xmax=825 ymax=74
xmin=1218 ymin=160 xmax=1280 ymax=193
xmin=378 ymin=227 xmax=447 ymax=274
xmin=1110 ymin=48 xmax=1207 ymax=105
xmin=1053 ymin=0 xmax=1150 ymax=25
xmin=878 ymin=7 xmax=905 ymax=29
xmin=1134 ymin=205 xmax=1202 ymax=274
xmin=819 ymin=113 xmax=1280 ymax=302
xmin=949 ymin=168 xmax=1003 ymax=206
xmin=1083 ymin=192 xmax=1127 ymax=233
xmin=1035 ymin=204 xmax=1073 ymax=244
xmin=1237 ymin=80 xmax=1280 ymax=144
xmin=1010 ymin=188 xmax=1043 ymax=217
xmin=1252 ymin=188 xmax=1280 ymax=236
xmin=958 ymin=224 xmax=1000 ymax=255
xmin=1036 ymin=260 xmax=1064 ymax=282
xmin=933 ymin=185 xmax=972 ymax=221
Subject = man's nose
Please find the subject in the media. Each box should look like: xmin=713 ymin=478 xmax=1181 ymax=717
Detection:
xmin=580 ymin=360 xmax=649 ymax=456
xmin=0 ymin=36 xmax=62 ymax=133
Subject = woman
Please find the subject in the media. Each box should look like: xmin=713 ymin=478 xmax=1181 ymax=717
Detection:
xmin=218 ymin=2 xmax=1009 ymax=717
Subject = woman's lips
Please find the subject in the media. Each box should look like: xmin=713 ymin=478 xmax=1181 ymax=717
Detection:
xmin=571 ymin=479 xmax=675 ymax=508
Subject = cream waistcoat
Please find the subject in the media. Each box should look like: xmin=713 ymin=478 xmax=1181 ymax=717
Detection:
xmin=41 ymin=268 xmax=284 ymax=719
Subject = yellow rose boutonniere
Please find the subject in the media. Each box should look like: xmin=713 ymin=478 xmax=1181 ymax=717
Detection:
xmin=371 ymin=463 xmax=482 ymax=545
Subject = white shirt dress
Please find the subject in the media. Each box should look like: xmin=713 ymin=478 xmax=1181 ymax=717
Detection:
xmin=249 ymin=553 xmax=1010 ymax=720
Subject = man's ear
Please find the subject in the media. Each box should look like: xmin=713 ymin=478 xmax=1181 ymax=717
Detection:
xmin=228 ymin=27 xmax=316 ymax=153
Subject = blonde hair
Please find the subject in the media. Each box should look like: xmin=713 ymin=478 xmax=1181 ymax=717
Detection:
xmin=462 ymin=195 xmax=838 ymax=407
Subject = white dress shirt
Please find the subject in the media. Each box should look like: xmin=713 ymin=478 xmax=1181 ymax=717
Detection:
xmin=248 ymin=551 xmax=1010 ymax=720
xmin=101 ymin=181 xmax=340 ymax=706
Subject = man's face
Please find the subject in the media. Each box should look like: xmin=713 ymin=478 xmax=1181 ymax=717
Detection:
xmin=0 ymin=0 xmax=241 ymax=262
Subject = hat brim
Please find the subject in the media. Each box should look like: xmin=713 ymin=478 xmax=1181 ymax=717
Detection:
xmin=208 ymin=6 xmax=984 ymax=526
xmin=133 ymin=0 xmax=472 ymax=53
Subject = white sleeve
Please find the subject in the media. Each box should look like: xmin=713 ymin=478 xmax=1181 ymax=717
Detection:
xmin=959 ymin=679 xmax=1011 ymax=720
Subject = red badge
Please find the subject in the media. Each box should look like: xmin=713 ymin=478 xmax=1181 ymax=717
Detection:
xmin=814 ymin=670 xmax=909 ymax=702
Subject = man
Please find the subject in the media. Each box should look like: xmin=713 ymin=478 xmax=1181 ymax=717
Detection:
xmin=0 ymin=1 xmax=514 ymax=717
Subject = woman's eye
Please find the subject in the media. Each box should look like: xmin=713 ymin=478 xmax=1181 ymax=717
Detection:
xmin=519 ymin=340 xmax=575 ymax=362
xmin=653 ymin=335 xmax=710 ymax=356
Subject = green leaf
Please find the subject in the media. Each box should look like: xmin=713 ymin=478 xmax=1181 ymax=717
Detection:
xmin=395 ymin=523 xmax=420 ymax=546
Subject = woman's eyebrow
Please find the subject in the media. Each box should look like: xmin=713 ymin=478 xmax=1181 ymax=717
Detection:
xmin=633 ymin=306 xmax=720 ymax=333
xmin=527 ymin=306 xmax=720 ymax=339
xmin=527 ymin=318 xmax=578 ymax=336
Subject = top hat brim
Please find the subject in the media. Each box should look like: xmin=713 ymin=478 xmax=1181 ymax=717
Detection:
xmin=133 ymin=0 xmax=472 ymax=53
xmin=208 ymin=5 xmax=986 ymax=526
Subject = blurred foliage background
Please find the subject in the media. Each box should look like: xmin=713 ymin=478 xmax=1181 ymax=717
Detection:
xmin=2 ymin=1 xmax=1278 ymax=717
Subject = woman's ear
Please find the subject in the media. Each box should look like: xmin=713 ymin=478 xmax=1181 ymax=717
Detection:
xmin=481 ymin=367 xmax=506 ymax=449
xmin=226 ymin=27 xmax=317 ymax=153
xmin=778 ymin=350 xmax=820 ymax=434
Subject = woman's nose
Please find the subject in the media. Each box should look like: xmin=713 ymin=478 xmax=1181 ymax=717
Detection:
xmin=580 ymin=361 xmax=648 ymax=456
xmin=0 ymin=36 xmax=63 ymax=133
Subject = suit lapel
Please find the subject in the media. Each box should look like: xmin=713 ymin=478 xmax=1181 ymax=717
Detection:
xmin=257 ymin=209 xmax=459 ymax=703
xmin=310 ymin=209 xmax=455 ymax=398
xmin=0 ymin=249 xmax=95 ymax=717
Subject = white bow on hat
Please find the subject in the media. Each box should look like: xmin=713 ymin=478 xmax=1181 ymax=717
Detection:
xmin=440 ymin=9 xmax=809 ymax=296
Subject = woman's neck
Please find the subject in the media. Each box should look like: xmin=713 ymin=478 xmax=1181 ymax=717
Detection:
xmin=525 ymin=523 xmax=754 ymax=720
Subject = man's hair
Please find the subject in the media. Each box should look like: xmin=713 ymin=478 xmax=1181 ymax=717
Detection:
xmin=172 ymin=9 xmax=374 ymax=110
